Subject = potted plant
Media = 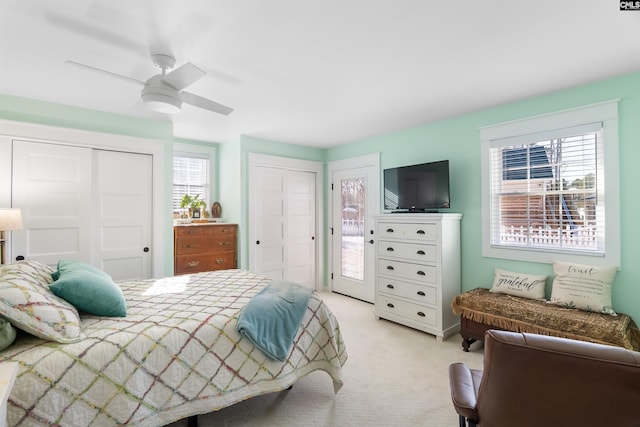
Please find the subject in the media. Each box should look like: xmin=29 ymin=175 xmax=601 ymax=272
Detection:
xmin=180 ymin=194 xmax=207 ymax=218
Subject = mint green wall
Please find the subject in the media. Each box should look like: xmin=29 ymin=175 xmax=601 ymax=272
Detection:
xmin=327 ymin=72 xmax=640 ymax=323
xmin=3 ymin=72 xmax=639 ymax=323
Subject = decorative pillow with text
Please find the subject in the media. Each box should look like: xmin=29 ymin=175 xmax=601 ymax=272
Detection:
xmin=490 ymin=268 xmax=547 ymax=300
xmin=549 ymin=261 xmax=617 ymax=315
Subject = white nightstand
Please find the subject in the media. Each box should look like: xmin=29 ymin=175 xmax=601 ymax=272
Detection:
xmin=0 ymin=362 xmax=18 ymax=427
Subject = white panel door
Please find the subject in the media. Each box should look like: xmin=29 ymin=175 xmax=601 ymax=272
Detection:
xmin=94 ymin=150 xmax=152 ymax=280
xmin=251 ymin=165 xmax=287 ymax=280
xmin=11 ymin=140 xmax=92 ymax=267
xmin=287 ymin=170 xmax=316 ymax=289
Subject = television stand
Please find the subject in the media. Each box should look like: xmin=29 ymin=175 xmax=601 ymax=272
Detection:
xmin=391 ymin=209 xmax=440 ymax=214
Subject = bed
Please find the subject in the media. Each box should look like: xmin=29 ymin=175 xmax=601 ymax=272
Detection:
xmin=0 ymin=261 xmax=347 ymax=426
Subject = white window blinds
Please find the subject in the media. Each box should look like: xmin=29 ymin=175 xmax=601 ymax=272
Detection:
xmin=488 ymin=123 xmax=605 ymax=255
xmin=172 ymin=154 xmax=210 ymax=211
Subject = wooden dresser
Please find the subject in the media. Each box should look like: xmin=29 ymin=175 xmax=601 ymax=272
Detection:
xmin=173 ymin=223 xmax=237 ymax=275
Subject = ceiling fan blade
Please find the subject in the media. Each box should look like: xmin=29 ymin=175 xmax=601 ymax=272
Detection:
xmin=162 ymin=63 xmax=205 ymax=91
xmin=65 ymin=60 xmax=145 ymax=86
xmin=182 ymin=92 xmax=234 ymax=115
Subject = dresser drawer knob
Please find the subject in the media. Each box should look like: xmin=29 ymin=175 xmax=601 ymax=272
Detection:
xmin=387 ymin=303 xmax=395 ymax=308
xmin=219 ymin=242 xmax=229 ymax=246
xmin=187 ymin=261 xmax=200 ymax=268
xmin=386 ymin=247 xmax=394 ymax=252
xmin=417 ymin=311 xmax=426 ymax=317
xmin=386 ymin=228 xmax=394 ymax=233
xmin=416 ymin=230 xmax=425 ymax=235
xmin=386 ymin=266 xmax=394 ymax=271
xmin=417 ymin=270 xmax=425 ymax=276
xmin=417 ymin=291 xmax=426 ymax=296
xmin=216 ymin=258 xmax=225 ymax=264
xmin=416 ymin=250 xmax=425 ymax=255
xmin=386 ymin=284 xmax=395 ymax=289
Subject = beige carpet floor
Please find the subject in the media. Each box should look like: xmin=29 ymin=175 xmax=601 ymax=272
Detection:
xmin=169 ymin=291 xmax=484 ymax=427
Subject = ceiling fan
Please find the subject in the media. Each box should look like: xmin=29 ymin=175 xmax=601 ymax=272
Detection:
xmin=66 ymin=53 xmax=233 ymax=115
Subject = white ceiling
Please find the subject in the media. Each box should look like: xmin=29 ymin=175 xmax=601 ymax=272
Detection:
xmin=1 ymin=1 xmax=639 ymax=148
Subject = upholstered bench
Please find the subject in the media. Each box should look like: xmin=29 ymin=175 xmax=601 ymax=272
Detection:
xmin=451 ymin=288 xmax=640 ymax=352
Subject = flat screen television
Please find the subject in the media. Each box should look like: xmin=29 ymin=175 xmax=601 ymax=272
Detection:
xmin=383 ymin=160 xmax=450 ymax=212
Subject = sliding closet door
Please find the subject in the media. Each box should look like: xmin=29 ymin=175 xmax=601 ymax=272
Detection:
xmin=11 ymin=141 xmax=152 ymax=279
xmin=249 ymin=162 xmax=318 ymax=290
xmin=94 ymin=150 xmax=152 ymax=280
xmin=11 ymin=140 xmax=93 ymax=266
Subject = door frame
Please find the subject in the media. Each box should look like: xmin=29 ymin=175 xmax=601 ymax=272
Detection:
xmin=0 ymin=119 xmax=167 ymax=277
xmin=247 ymin=153 xmax=324 ymax=290
xmin=327 ymin=153 xmax=380 ymax=293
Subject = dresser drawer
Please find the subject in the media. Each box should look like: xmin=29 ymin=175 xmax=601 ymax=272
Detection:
xmin=377 ymin=295 xmax=437 ymax=327
xmin=175 ymin=234 xmax=236 ymax=255
xmin=175 ymin=224 xmax=237 ymax=236
xmin=174 ymin=251 xmax=236 ymax=275
xmin=377 ymin=222 xmax=437 ymax=242
xmin=378 ymin=240 xmax=436 ymax=263
xmin=378 ymin=277 xmax=437 ymax=305
xmin=378 ymin=259 xmax=437 ymax=284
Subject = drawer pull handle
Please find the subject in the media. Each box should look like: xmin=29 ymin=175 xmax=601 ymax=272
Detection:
xmin=386 ymin=247 xmax=394 ymax=252
xmin=185 ymin=244 xmax=192 ymax=248
xmin=417 ymin=271 xmax=426 ymax=276
xmin=387 ymin=303 xmax=395 ymax=308
xmin=416 ymin=250 xmax=425 ymax=255
xmin=417 ymin=311 xmax=426 ymax=317
xmin=386 ymin=228 xmax=395 ymax=233
xmin=416 ymin=230 xmax=426 ymax=235
xmin=219 ymin=242 xmax=229 ymax=246
xmin=216 ymin=258 xmax=225 ymax=264
xmin=187 ymin=261 xmax=200 ymax=268
xmin=386 ymin=266 xmax=395 ymax=271
xmin=417 ymin=291 xmax=426 ymax=296
xmin=386 ymin=284 xmax=395 ymax=289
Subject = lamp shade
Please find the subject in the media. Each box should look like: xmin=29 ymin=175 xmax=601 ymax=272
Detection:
xmin=0 ymin=208 xmax=24 ymax=231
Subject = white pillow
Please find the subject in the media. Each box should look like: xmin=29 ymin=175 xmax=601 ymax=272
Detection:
xmin=0 ymin=260 xmax=83 ymax=343
xmin=549 ymin=261 xmax=617 ymax=315
xmin=489 ymin=268 xmax=547 ymax=300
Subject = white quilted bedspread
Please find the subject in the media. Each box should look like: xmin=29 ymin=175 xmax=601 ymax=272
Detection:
xmin=0 ymin=270 xmax=347 ymax=426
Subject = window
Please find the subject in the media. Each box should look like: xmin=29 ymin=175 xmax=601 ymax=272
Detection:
xmin=480 ymin=101 xmax=620 ymax=267
xmin=172 ymin=144 xmax=216 ymax=213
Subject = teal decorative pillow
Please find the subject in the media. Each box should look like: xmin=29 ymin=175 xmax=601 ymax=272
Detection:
xmin=0 ymin=261 xmax=82 ymax=343
xmin=49 ymin=260 xmax=127 ymax=317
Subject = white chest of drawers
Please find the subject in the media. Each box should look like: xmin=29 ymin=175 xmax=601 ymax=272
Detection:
xmin=374 ymin=213 xmax=462 ymax=340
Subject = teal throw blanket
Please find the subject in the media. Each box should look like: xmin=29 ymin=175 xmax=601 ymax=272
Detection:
xmin=236 ymin=279 xmax=313 ymax=361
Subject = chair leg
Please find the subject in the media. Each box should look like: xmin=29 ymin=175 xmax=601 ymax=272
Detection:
xmin=459 ymin=414 xmax=466 ymax=427
xmin=468 ymin=418 xmax=478 ymax=427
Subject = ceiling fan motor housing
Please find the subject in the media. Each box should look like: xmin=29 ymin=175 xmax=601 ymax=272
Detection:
xmin=142 ymin=75 xmax=182 ymax=113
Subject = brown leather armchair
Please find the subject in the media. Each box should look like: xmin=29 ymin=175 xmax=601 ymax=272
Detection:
xmin=449 ymin=329 xmax=640 ymax=427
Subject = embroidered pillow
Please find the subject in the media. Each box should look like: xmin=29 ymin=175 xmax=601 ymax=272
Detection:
xmin=549 ymin=261 xmax=617 ymax=315
xmin=489 ymin=268 xmax=548 ymax=300
xmin=0 ymin=261 xmax=83 ymax=343
xmin=50 ymin=260 xmax=126 ymax=317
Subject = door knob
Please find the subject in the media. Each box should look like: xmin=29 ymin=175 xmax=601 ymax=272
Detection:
xmin=368 ymin=239 xmax=374 ymax=244
xmin=256 ymin=240 xmax=260 ymax=245
xmin=143 ymin=247 xmax=149 ymax=252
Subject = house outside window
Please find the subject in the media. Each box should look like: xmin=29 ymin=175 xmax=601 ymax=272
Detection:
xmin=480 ymin=101 xmax=620 ymax=267
xmin=173 ymin=143 xmax=216 ymax=215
